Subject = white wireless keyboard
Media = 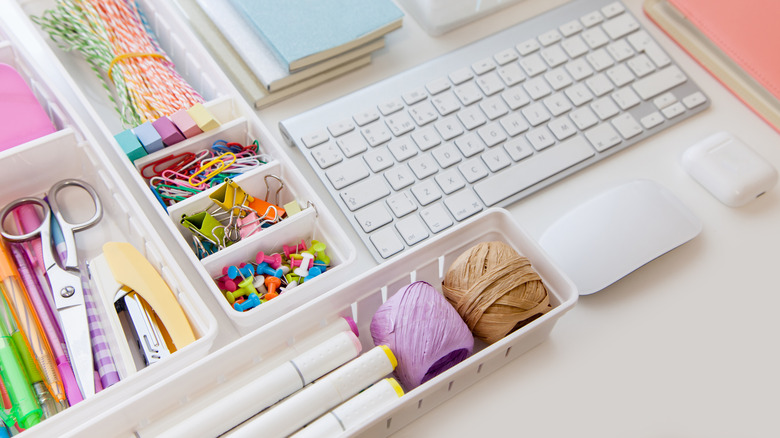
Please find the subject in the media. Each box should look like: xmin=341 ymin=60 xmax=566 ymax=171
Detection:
xmin=280 ymin=0 xmax=708 ymax=262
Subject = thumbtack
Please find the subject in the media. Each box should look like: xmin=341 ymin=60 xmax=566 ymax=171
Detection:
xmin=227 ymin=263 xmax=254 ymax=280
xmin=234 ymin=293 xmax=261 ymax=311
xmin=256 ymin=262 xmax=284 ymax=278
xmin=216 ymin=274 xmax=237 ymax=292
xmin=252 ymin=276 xmax=268 ymax=294
xmin=304 ymin=266 xmax=323 ymax=283
xmin=235 ymin=276 xmax=258 ymax=300
xmin=283 ymin=280 xmax=299 ymax=292
xmin=264 ymin=276 xmax=281 ymax=298
xmin=289 ymin=256 xmax=314 ymax=269
xmin=256 ymin=251 xmax=282 ymax=269
xmin=305 ymin=240 xmax=330 ymax=266
xmin=293 ymin=252 xmax=315 ymax=277
xmin=283 ymin=239 xmax=307 ymax=258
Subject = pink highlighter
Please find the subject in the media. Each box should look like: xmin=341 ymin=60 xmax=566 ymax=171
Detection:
xmin=0 ymin=63 xmax=56 ymax=152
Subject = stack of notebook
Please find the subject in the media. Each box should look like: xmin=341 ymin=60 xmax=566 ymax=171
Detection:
xmin=179 ymin=0 xmax=403 ymax=109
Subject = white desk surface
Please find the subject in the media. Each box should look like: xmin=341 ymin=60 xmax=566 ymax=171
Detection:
xmin=257 ymin=1 xmax=780 ymax=436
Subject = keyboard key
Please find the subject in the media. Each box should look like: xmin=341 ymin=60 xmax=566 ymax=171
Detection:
xmin=682 ymin=91 xmax=707 ymax=109
xmin=363 ymin=146 xmax=394 ymax=172
xmin=661 ymin=102 xmax=685 ymax=119
xmin=543 ymin=93 xmax=572 ymax=116
xmin=355 ymin=203 xmax=392 ymax=233
xmin=472 ymin=58 xmax=496 ymax=75
xmin=545 ymin=68 xmax=573 ymax=91
xmin=565 ymin=58 xmax=594 ymax=81
xmin=500 ymin=112 xmax=530 ymax=136
xmin=548 ymin=117 xmax=578 ymax=140
xmin=336 ymin=132 xmax=369 ymax=157
xmin=640 ymin=111 xmax=664 ymax=129
xmin=501 ymin=86 xmax=531 ymax=110
xmin=432 ymin=143 xmax=462 ymax=168
xmin=455 ymin=133 xmax=485 ymax=158
xmin=639 ymin=111 xmax=664 ymax=129
xmin=388 ymin=138 xmax=418 ymax=161
xmin=384 ymin=165 xmax=416 ymax=190
xmin=408 ymin=154 xmax=438 ymax=179
xmin=477 ymin=122 xmax=507 ymax=147
xmin=326 ymin=160 xmax=369 ymax=190
xmin=602 ymin=13 xmax=639 ymax=40
xmin=476 ymin=72 xmax=505 ymax=96
xmin=605 ymin=64 xmax=635 ymax=87
xmin=328 ymin=120 xmax=354 ymax=137
xmin=361 ymin=122 xmax=393 ymax=146
xmin=586 ymin=73 xmax=614 ymax=96
xmin=538 ymin=29 xmax=562 ymax=46
xmin=482 ymin=147 xmax=512 ymax=172
xmin=386 ymin=191 xmax=417 ymax=217
xmin=527 ymin=126 xmax=556 ymax=151
xmin=426 ymin=77 xmax=451 ymax=95
xmin=494 ymin=48 xmax=519 ymax=65
xmin=458 ymin=159 xmax=489 ymax=183
xmin=454 ymin=82 xmax=483 ymax=106
xmin=611 ymin=86 xmax=640 ymax=110
xmin=370 ymin=228 xmax=404 ymax=259
xmin=311 ymin=142 xmax=343 ymax=169
xmin=444 ymin=189 xmax=483 ymax=221
xmin=540 ymin=46 xmax=569 ymax=68
xmin=570 ymin=106 xmax=599 ymax=130
xmin=653 ymin=92 xmax=677 ymax=110
xmin=580 ymin=11 xmax=603 ymax=28
xmin=606 ymin=40 xmax=634 ymax=62
xmin=353 ymin=109 xmax=380 ymax=127
xmin=480 ymin=96 xmax=509 ymax=120
xmin=435 ymin=169 xmax=466 ymax=194
xmin=523 ymin=77 xmax=552 ymax=100
xmin=474 ymin=136 xmax=595 ymax=206
xmin=504 ymin=137 xmax=534 ymax=161
xmin=611 ymin=113 xmax=643 ymax=139
xmin=565 ymin=83 xmax=594 ymax=106
xmin=431 ymin=91 xmax=462 ymax=116
xmin=411 ymin=180 xmax=442 ymax=205
xmin=561 ymin=35 xmax=589 ymax=58
xmin=627 ymin=54 xmax=655 ymax=78
xmin=378 ymin=98 xmax=404 ymax=116
xmin=411 ymin=126 xmax=441 ymax=151
xmin=560 ymin=19 xmax=583 ymax=37
xmin=449 ymin=67 xmax=474 ymax=85
xmin=457 ymin=106 xmax=487 ymax=130
xmin=585 ymin=123 xmax=621 ymax=151
xmin=522 ymin=103 xmax=551 ymax=126
xmin=586 ymin=48 xmax=614 ymax=72
xmin=402 ymin=88 xmax=428 ymax=105
xmin=517 ymin=38 xmax=540 ymax=55
xmin=341 ymin=176 xmax=390 ymax=211
xmin=302 ymin=130 xmax=329 ymax=148
xmin=632 ymin=65 xmax=687 ymax=100
xmin=409 ymin=101 xmax=438 ymax=126
xmin=434 ymin=116 xmax=465 ymax=140
xmin=497 ymin=63 xmax=526 ymax=86
xmin=582 ymin=27 xmax=609 ymax=49
xmin=601 ymin=1 xmax=625 ymax=18
xmin=519 ymin=54 xmax=548 ymax=77
xmin=396 ymin=215 xmax=430 ymax=246
xmin=591 ymin=96 xmax=620 ymax=120
xmin=421 ymin=204 xmax=454 ymax=234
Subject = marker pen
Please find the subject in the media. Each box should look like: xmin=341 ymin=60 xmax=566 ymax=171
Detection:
xmin=227 ymin=345 xmax=397 ymax=438
xmin=290 ymin=378 xmax=404 ymax=438
xmin=157 ymin=328 xmax=362 ymax=438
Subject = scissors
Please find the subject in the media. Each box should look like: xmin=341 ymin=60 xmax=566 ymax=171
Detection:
xmin=0 ymin=179 xmax=102 ymax=400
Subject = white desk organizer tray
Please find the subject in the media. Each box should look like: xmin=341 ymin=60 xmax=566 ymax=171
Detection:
xmin=0 ymin=21 xmax=217 ymax=437
xmin=62 ymin=209 xmax=578 ymax=437
xmin=13 ymin=0 xmax=357 ymax=333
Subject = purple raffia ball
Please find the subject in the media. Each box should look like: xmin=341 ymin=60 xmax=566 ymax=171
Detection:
xmin=370 ymin=281 xmax=474 ymax=390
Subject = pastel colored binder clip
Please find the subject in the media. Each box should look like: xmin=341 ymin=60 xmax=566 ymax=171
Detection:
xmin=181 ymin=211 xmax=225 ymax=245
xmin=132 ymin=121 xmax=164 ymax=154
xmin=152 ymin=116 xmax=185 ymax=146
xmin=186 ymin=103 xmax=220 ymax=132
xmin=247 ymin=198 xmax=285 ymax=221
xmin=169 ymin=108 xmax=203 ymax=138
xmin=114 ymin=129 xmax=147 ymax=162
xmin=209 ymin=180 xmax=253 ymax=212
xmin=0 ymin=63 xmax=56 ymax=151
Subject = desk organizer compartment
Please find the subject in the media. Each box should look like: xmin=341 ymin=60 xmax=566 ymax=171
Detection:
xmin=12 ymin=0 xmax=357 ymax=334
xmin=0 ymin=128 xmax=218 ymax=437
xmin=60 ymin=209 xmax=577 ymax=437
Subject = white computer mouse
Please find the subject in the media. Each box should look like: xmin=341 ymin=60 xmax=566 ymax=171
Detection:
xmin=539 ymin=180 xmax=702 ymax=295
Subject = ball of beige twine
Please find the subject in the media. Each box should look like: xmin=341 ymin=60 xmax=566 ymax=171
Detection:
xmin=442 ymin=241 xmax=552 ymax=344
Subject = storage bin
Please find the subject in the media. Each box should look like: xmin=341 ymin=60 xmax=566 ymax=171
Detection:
xmin=0 ymin=21 xmax=217 ymax=436
xmin=12 ymin=0 xmax=357 ymax=334
xmin=60 ymin=209 xmax=577 ymax=437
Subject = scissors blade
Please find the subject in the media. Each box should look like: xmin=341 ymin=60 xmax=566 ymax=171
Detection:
xmin=46 ymin=266 xmax=95 ymax=399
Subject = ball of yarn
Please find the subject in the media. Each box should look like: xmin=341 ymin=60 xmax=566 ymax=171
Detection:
xmin=442 ymin=241 xmax=551 ymax=344
xmin=370 ymin=281 xmax=474 ymax=390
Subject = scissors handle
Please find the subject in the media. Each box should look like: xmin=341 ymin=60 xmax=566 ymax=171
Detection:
xmin=0 ymin=197 xmax=50 ymax=243
xmin=48 ymin=179 xmax=102 ymax=270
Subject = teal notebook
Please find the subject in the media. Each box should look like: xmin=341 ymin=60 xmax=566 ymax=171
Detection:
xmin=230 ymin=0 xmax=403 ymax=72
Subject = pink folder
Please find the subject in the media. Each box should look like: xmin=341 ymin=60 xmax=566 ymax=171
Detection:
xmin=0 ymin=63 xmax=57 ymax=151
xmin=645 ymin=0 xmax=780 ymax=132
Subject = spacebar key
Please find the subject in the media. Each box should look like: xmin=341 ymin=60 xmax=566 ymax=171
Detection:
xmin=474 ymin=135 xmax=595 ymax=206
xmin=340 ymin=176 xmax=391 ymax=211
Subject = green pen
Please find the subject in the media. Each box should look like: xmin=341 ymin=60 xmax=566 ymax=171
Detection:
xmin=0 ymin=291 xmax=41 ymax=429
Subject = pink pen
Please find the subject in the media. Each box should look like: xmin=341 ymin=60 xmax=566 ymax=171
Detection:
xmin=11 ymin=207 xmax=83 ymax=405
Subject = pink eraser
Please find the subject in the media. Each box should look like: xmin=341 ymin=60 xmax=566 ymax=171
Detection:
xmin=152 ymin=116 xmax=185 ymax=146
xmin=0 ymin=63 xmax=56 ymax=151
xmin=169 ymin=109 xmax=203 ymax=138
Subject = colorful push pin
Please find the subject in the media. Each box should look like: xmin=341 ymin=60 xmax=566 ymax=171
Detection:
xmin=252 ymin=276 xmax=268 ymax=294
xmin=227 ymin=263 xmax=254 ymax=280
xmin=224 ymin=289 xmax=243 ymax=305
xmin=293 ymin=252 xmax=315 ymax=277
xmin=216 ymin=274 xmax=238 ymax=292
xmin=264 ymin=276 xmax=281 ymax=299
xmin=285 ymin=272 xmax=301 ymax=285
xmin=279 ymin=265 xmax=291 ymax=276
xmin=234 ymin=293 xmax=261 ymax=311
xmin=256 ymin=251 xmax=283 ymax=270
xmin=308 ymin=240 xmax=330 ymax=265
xmin=234 ymin=276 xmax=258 ymax=300
xmin=303 ymin=266 xmax=323 ymax=283
xmin=283 ymin=280 xmax=299 ymax=292
xmin=289 ymin=256 xmax=314 ymax=269
xmin=256 ymin=262 xmax=284 ymax=278
xmin=283 ymin=239 xmax=307 ymax=258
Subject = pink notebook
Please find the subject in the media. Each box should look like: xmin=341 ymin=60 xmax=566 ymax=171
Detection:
xmin=0 ymin=63 xmax=57 ymax=151
xmin=645 ymin=0 xmax=780 ymax=132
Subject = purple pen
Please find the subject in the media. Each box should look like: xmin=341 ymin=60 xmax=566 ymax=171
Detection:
xmin=81 ymin=273 xmax=120 ymax=389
